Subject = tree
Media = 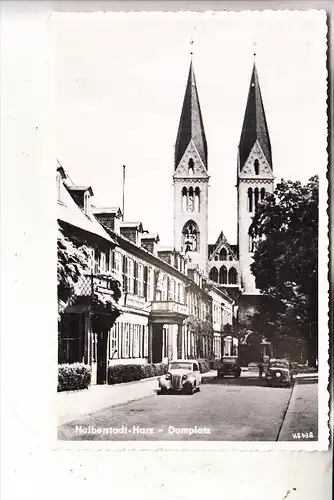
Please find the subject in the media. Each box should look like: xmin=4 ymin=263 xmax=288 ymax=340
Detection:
xmin=186 ymin=314 xmax=214 ymax=359
xmin=249 ymin=176 xmax=318 ymax=366
xmin=57 ymin=224 xmax=90 ymax=318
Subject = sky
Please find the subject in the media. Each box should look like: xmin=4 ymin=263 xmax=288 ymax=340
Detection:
xmin=53 ymin=10 xmax=327 ymax=246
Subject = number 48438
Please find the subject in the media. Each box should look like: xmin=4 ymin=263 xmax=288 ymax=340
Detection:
xmin=292 ymin=432 xmax=314 ymax=439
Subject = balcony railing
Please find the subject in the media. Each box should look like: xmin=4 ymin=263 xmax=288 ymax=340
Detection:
xmin=151 ymin=301 xmax=188 ymax=316
xmin=73 ymin=273 xmax=116 ymax=297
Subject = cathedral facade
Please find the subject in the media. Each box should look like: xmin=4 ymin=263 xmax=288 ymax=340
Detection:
xmin=173 ymin=59 xmax=275 ymax=323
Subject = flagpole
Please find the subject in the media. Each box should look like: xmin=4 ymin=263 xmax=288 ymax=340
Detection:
xmin=122 ymin=165 xmax=126 ymax=221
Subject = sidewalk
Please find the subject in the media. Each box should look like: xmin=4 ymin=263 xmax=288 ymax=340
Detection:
xmin=58 ymin=370 xmax=217 ymax=425
xmin=278 ymin=370 xmax=318 ymax=441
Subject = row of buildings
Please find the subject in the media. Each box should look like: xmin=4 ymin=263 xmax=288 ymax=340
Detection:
xmin=57 ymin=163 xmax=238 ymax=384
xmin=58 ymin=54 xmax=279 ymax=383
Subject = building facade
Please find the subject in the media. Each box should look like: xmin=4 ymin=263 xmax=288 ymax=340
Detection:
xmin=57 ymin=165 xmax=120 ymax=385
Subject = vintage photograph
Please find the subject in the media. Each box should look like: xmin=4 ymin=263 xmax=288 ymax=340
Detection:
xmin=55 ymin=10 xmax=328 ymax=444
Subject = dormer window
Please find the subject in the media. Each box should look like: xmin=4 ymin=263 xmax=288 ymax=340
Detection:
xmin=84 ymin=191 xmax=91 ymax=216
xmin=56 ymin=172 xmax=61 ymax=201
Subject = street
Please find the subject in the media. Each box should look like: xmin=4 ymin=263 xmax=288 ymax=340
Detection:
xmin=58 ymin=373 xmax=318 ymax=441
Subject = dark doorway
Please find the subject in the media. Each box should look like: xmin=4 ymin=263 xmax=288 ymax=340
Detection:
xmin=59 ymin=314 xmax=84 ymax=364
xmin=152 ymin=324 xmax=164 ymax=363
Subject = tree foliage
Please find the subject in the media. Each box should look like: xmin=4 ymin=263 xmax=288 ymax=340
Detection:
xmin=57 ymin=226 xmax=122 ymax=333
xmin=249 ymin=176 xmax=318 ymax=365
xmin=57 ymin=225 xmax=90 ymax=317
xmin=186 ymin=314 xmax=214 ymax=358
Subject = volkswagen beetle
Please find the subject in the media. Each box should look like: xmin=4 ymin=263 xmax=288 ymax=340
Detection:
xmin=265 ymin=359 xmax=294 ymax=387
xmin=159 ymin=359 xmax=201 ymax=394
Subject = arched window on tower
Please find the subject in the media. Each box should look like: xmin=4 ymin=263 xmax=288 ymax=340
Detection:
xmin=188 ymin=158 xmax=194 ymax=176
xmin=254 ymin=187 xmax=259 ymax=211
xmin=254 ymin=159 xmax=260 ymax=175
xmin=219 ymin=266 xmax=228 ymax=285
xmin=195 ymin=187 xmax=200 ymax=212
xmin=209 ymin=267 xmax=218 ymax=283
xmin=182 ymin=187 xmax=187 ymax=211
xmin=183 ymin=220 xmax=198 ymax=253
xmin=228 ymin=267 xmax=237 ymax=285
xmin=260 ymin=187 xmax=266 ymax=201
xmin=219 ymin=248 xmax=227 ymax=261
xmin=248 ymin=187 xmax=253 ymax=212
xmin=188 ymin=187 xmax=194 ymax=211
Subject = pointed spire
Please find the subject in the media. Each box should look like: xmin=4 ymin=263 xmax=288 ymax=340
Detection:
xmin=175 ymin=61 xmax=208 ymax=169
xmin=239 ymin=62 xmax=272 ymax=169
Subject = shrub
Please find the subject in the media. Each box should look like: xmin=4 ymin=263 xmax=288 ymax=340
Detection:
xmin=108 ymin=362 xmax=168 ymax=385
xmin=58 ymin=363 xmax=91 ymax=392
xmin=209 ymin=359 xmax=219 ymax=370
xmin=198 ymin=359 xmax=210 ymax=373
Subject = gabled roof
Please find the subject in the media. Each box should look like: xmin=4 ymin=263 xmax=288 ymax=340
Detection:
xmin=67 ymin=185 xmax=94 ymax=196
xmin=209 ymin=231 xmax=238 ymax=261
xmin=141 ymin=233 xmax=160 ymax=242
xmin=238 ymin=63 xmax=272 ymax=169
xmin=175 ymin=61 xmax=208 ymax=169
xmin=92 ymin=206 xmax=123 ymax=217
xmin=120 ymin=221 xmax=144 ymax=231
xmin=57 ymin=180 xmax=115 ymax=244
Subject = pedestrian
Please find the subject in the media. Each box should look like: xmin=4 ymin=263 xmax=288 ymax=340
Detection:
xmin=258 ymin=362 xmax=264 ymax=380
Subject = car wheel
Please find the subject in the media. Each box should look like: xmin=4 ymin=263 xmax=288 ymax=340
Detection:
xmin=197 ymin=386 xmax=200 ymax=392
xmin=188 ymin=385 xmax=195 ymax=395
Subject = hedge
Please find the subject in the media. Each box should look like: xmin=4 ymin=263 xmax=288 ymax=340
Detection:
xmin=58 ymin=363 xmax=91 ymax=392
xmin=108 ymin=362 xmax=168 ymax=385
xmin=209 ymin=359 xmax=219 ymax=370
xmin=197 ymin=359 xmax=211 ymax=373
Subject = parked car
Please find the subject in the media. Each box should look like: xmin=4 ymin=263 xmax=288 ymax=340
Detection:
xmin=159 ymin=360 xmax=201 ymax=395
xmin=265 ymin=359 xmax=294 ymax=387
xmin=217 ymin=356 xmax=242 ymax=378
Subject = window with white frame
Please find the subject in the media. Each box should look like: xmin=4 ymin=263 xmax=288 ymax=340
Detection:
xmin=138 ymin=325 xmax=143 ymax=358
xmin=128 ymin=259 xmax=134 ymax=294
xmin=100 ymin=252 xmax=106 ymax=274
xmin=110 ymin=250 xmax=116 ymax=271
xmin=138 ymin=264 xmax=144 ymax=297
xmin=57 ymin=172 xmax=61 ymax=201
xmin=125 ymin=323 xmax=130 ymax=357
xmin=133 ymin=261 xmax=139 ymax=295
xmin=147 ymin=268 xmax=152 ymax=300
xmin=129 ymin=324 xmax=133 ymax=357
xmin=84 ymin=191 xmax=90 ymax=216
xmin=143 ymin=266 xmax=148 ymax=299
xmin=143 ymin=325 xmax=148 ymax=357
xmin=111 ymin=326 xmax=117 ymax=357
xmin=105 ymin=250 xmax=110 ymax=272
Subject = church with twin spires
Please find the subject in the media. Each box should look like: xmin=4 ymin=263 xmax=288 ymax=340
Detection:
xmin=173 ymin=58 xmax=275 ymax=317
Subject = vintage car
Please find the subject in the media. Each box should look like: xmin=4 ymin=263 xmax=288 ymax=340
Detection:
xmin=265 ymin=359 xmax=294 ymax=387
xmin=158 ymin=360 xmax=201 ymax=394
xmin=217 ymin=356 xmax=242 ymax=378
